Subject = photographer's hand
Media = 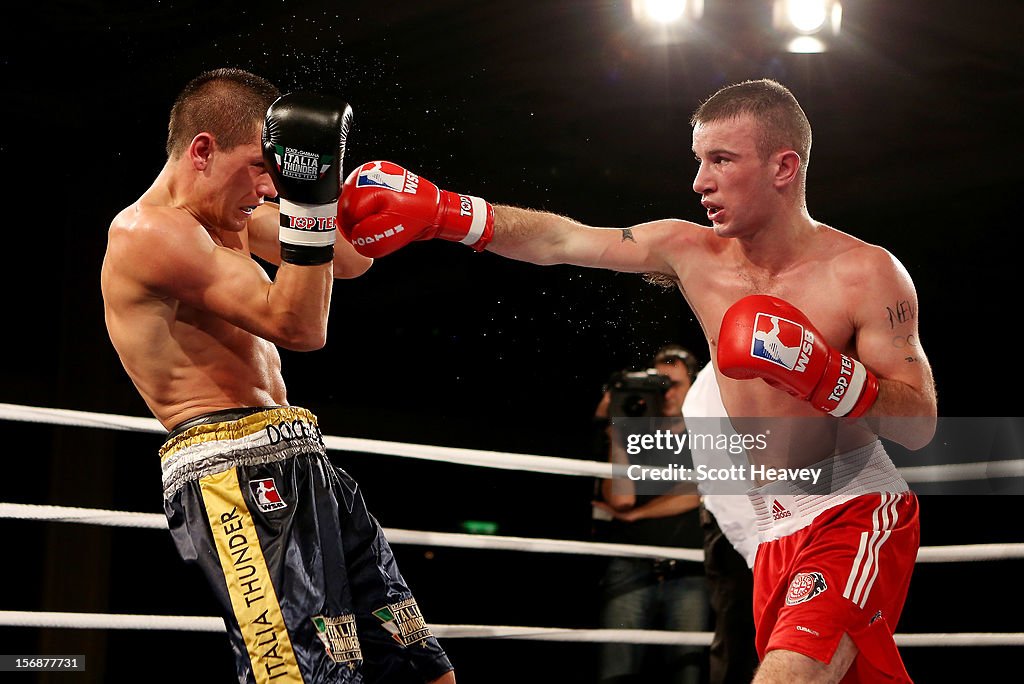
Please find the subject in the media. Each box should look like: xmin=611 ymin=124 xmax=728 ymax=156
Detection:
xmin=594 ymin=391 xmax=611 ymax=419
xmin=594 ymin=490 xmax=700 ymax=523
xmin=593 ymin=499 xmax=637 ymax=522
xmin=626 ymin=491 xmax=701 ymax=521
xmin=601 ymin=424 xmax=637 ymax=510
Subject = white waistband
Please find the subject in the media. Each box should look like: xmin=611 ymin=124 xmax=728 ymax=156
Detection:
xmin=749 ymin=440 xmax=908 ymax=542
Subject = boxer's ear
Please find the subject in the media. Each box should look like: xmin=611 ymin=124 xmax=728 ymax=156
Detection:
xmin=772 ymin=150 xmax=801 ymax=189
xmin=189 ymin=133 xmax=215 ymax=170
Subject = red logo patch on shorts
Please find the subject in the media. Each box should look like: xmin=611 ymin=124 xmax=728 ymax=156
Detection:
xmin=249 ymin=477 xmax=287 ymax=512
xmin=786 ymin=571 xmax=828 ymax=606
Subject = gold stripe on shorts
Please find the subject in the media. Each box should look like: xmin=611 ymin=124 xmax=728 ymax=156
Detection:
xmin=200 ymin=468 xmax=304 ymax=684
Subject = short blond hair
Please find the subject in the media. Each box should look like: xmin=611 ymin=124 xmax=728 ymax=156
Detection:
xmin=691 ymin=79 xmax=812 ymax=185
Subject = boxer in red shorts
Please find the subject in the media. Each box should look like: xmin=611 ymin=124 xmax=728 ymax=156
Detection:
xmin=750 ymin=450 xmax=921 ymax=682
xmin=338 ymin=79 xmax=938 ymax=681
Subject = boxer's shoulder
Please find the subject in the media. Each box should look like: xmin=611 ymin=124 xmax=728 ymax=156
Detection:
xmin=644 ymin=218 xmax=721 ymax=266
xmin=108 ymin=199 xmax=194 ymax=240
xmin=105 ymin=204 xmax=216 ymax=296
xmin=806 ymin=226 xmax=901 ymax=287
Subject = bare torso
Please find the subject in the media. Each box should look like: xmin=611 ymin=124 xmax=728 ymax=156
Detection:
xmin=101 ymin=198 xmax=287 ymax=430
xmin=666 ymin=221 xmax=880 ymax=467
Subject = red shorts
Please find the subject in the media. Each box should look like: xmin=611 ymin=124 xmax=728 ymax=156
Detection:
xmin=753 ymin=491 xmax=920 ymax=682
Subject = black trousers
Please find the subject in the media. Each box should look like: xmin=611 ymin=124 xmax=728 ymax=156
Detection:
xmin=701 ymin=503 xmax=759 ymax=684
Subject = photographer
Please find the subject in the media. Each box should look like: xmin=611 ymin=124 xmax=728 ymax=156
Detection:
xmin=592 ymin=345 xmax=709 ymax=684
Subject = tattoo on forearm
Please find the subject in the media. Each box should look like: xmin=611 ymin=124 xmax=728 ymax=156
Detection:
xmin=887 ymin=300 xmax=916 ymax=329
xmin=621 ymin=228 xmax=636 ymax=243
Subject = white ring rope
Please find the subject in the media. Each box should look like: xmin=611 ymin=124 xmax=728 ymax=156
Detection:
xmin=0 ymin=611 xmax=1020 ymax=647
xmin=0 ymin=502 xmax=699 ymax=561
xmin=899 ymin=460 xmax=1024 ymax=482
xmin=0 ymin=503 xmax=166 ymax=529
xmin=321 ymin=433 xmax=613 ymax=477
xmin=381 ymin=528 xmax=703 ymax=562
xmin=0 ymin=403 xmax=164 ymax=434
xmin=0 ymin=403 xmax=612 ymax=478
xmin=3 ymin=403 xmax=1021 ymax=483
xmin=0 ymin=610 xmax=224 ymax=633
xmin=2 ymin=502 xmax=1022 ymax=563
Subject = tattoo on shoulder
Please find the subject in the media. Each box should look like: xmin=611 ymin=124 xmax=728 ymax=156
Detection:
xmin=886 ymin=299 xmax=916 ymax=329
xmin=621 ymin=228 xmax=636 ymax=243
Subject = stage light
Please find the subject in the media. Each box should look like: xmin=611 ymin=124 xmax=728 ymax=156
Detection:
xmin=632 ymin=0 xmax=703 ymax=26
xmin=786 ymin=36 xmax=828 ymax=53
xmin=773 ymin=0 xmax=842 ymax=52
xmin=788 ymin=0 xmax=827 ymax=32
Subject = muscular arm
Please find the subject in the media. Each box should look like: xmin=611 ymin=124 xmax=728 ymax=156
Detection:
xmin=248 ymin=201 xmax=373 ymax=279
xmin=113 ymin=210 xmax=333 ymax=350
xmin=488 ymin=205 xmax=688 ymax=276
xmin=850 ymin=248 xmax=937 ymax=449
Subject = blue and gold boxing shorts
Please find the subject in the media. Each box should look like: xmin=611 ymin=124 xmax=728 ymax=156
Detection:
xmin=160 ymin=406 xmax=453 ymax=683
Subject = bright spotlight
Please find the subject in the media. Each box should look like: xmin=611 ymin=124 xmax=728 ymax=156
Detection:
xmin=787 ymin=0 xmax=827 ymax=33
xmin=632 ymin=0 xmax=703 ymax=26
xmin=645 ymin=0 xmax=685 ymax=23
xmin=774 ymin=0 xmax=842 ymax=52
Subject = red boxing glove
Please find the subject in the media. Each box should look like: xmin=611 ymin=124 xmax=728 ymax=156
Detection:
xmin=340 ymin=160 xmax=494 ymax=258
xmin=718 ymin=295 xmax=879 ymax=418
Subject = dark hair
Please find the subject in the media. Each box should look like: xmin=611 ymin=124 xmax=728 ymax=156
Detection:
xmin=166 ymin=68 xmax=281 ymax=159
xmin=691 ymin=78 xmax=812 ymax=187
xmin=653 ymin=344 xmax=699 ymax=382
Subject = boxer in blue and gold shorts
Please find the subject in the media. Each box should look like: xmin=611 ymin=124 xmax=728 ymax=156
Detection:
xmin=162 ymin=407 xmax=451 ymax=683
xmin=101 ymin=68 xmax=454 ymax=682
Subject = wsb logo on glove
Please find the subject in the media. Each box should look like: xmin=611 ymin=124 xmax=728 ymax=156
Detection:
xmin=718 ymin=295 xmax=878 ymax=418
xmin=340 ymin=160 xmax=494 ymax=258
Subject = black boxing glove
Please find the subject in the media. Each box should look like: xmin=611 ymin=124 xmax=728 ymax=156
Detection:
xmin=263 ymin=92 xmax=354 ymax=265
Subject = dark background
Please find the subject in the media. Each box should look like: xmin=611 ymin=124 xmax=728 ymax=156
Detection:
xmin=3 ymin=1 xmax=1021 ymax=681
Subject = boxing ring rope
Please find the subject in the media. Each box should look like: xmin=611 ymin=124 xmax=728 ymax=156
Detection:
xmin=0 ymin=609 xmax=1020 ymax=647
xmin=0 ymin=502 xmax=703 ymax=561
xmin=2 ymin=503 xmax=1022 ymax=564
xmin=2 ymin=403 xmax=1022 ymax=482
xmin=0 ymin=402 xmax=612 ymax=477
xmin=2 ymin=403 xmax=1022 ymax=648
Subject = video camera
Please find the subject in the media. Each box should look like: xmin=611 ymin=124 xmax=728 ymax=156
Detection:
xmin=606 ymin=369 xmax=672 ymax=418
